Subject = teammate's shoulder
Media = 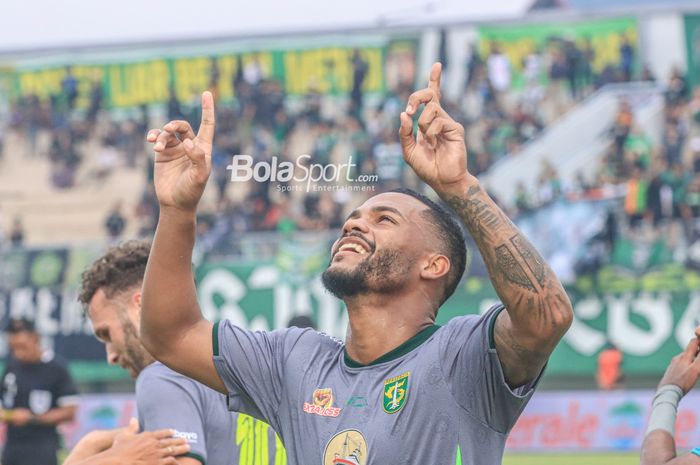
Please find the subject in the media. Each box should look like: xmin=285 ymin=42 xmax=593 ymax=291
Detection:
xmin=141 ymin=361 xmax=188 ymax=379
xmin=137 ymin=362 xmax=194 ymax=389
xmin=138 ymin=363 xmax=207 ymax=405
xmin=136 ymin=363 xmax=223 ymax=413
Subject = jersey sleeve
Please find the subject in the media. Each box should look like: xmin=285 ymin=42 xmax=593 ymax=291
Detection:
xmin=438 ymin=304 xmax=542 ymax=434
xmin=136 ymin=366 xmax=208 ymax=464
xmin=53 ymin=359 xmax=79 ymax=408
xmin=212 ymin=321 xmax=305 ymax=431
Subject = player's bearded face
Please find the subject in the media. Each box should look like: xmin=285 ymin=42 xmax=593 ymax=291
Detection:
xmin=118 ymin=315 xmax=153 ymax=378
xmin=322 ymin=238 xmax=413 ymax=299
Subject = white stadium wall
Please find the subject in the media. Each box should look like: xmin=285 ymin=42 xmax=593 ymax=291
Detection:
xmin=639 ymin=11 xmax=688 ymax=81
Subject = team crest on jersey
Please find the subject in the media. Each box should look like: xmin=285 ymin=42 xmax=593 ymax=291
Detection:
xmin=323 ymin=429 xmax=367 ymax=465
xmin=383 ymin=371 xmax=410 ymax=414
xmin=303 ymin=388 xmax=342 ymax=417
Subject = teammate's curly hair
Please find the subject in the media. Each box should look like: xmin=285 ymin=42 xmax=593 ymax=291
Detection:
xmin=78 ymin=239 xmax=151 ymax=309
xmin=390 ymin=188 xmax=467 ymax=306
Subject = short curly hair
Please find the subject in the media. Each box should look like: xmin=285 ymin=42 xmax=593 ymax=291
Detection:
xmin=389 ymin=188 xmax=467 ymax=306
xmin=78 ymin=239 xmax=151 ymax=309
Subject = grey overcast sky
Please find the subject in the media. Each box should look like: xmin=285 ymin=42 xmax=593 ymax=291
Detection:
xmin=0 ymin=0 xmax=530 ymax=52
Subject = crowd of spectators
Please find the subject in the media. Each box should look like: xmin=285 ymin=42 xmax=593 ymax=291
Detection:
xmin=4 ymin=34 xmax=686 ymax=259
xmin=506 ymin=63 xmax=700 ymax=273
xmin=5 ymin=68 xmax=148 ymax=191
xmin=461 ymin=35 xmax=647 ymax=177
xmin=616 ymin=69 xmax=700 ymax=249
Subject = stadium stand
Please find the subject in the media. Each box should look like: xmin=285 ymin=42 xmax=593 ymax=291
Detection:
xmin=3 ymin=1 xmax=700 ymax=461
xmin=0 ymin=27 xmax=647 ymax=248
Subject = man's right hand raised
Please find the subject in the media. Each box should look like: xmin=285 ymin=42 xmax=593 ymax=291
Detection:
xmin=141 ymin=90 xmax=225 ymax=395
xmin=146 ymin=91 xmax=215 ymax=213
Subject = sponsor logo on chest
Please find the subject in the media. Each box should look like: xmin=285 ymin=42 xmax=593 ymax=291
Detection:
xmin=303 ymin=388 xmax=342 ymax=417
xmin=346 ymin=396 xmax=368 ymax=408
xmin=173 ymin=431 xmax=199 ymax=443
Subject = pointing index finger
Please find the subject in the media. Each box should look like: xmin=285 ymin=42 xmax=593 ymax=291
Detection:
xmin=428 ymin=62 xmax=442 ymax=102
xmin=685 ymin=337 xmax=700 ymax=358
xmin=197 ymin=91 xmax=216 ymax=144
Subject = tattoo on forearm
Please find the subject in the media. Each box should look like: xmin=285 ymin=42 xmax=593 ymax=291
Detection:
xmin=468 ymin=199 xmax=503 ymax=230
xmin=510 ymin=235 xmax=546 ymax=289
xmin=465 ymin=185 xmax=480 ymax=197
xmin=515 ymin=294 xmax=558 ymax=330
xmin=448 ymin=186 xmax=507 ymax=243
xmin=448 ymin=187 xmax=549 ymax=296
xmin=495 ymin=244 xmax=536 ymax=292
xmin=447 ymin=184 xmax=571 ymax=385
xmin=494 ymin=313 xmax=549 ymax=384
xmin=499 ymin=327 xmax=546 ymax=364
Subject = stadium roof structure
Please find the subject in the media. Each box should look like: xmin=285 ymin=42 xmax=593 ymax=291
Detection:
xmin=0 ymin=0 xmax=531 ymax=56
xmin=530 ymin=0 xmax=700 ymax=12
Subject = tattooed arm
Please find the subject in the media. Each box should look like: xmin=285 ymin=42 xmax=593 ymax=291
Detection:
xmin=400 ymin=63 xmax=573 ymax=388
xmin=445 ymin=181 xmax=573 ymax=387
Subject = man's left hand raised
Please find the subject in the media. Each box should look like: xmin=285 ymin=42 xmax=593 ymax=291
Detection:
xmin=399 ymin=62 xmax=473 ymax=198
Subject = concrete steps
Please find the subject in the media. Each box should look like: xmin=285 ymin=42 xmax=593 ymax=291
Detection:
xmin=0 ymin=130 xmax=143 ymax=246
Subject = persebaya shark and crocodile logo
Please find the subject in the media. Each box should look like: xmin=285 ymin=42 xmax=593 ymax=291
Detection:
xmin=323 ymin=429 xmax=368 ymax=465
xmin=383 ymin=371 xmax=410 ymax=414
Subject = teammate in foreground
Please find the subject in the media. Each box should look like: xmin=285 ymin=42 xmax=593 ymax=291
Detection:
xmin=78 ymin=240 xmax=284 ymax=465
xmin=141 ymin=63 xmax=573 ymax=464
xmin=63 ymin=418 xmax=189 ymax=465
xmin=641 ymin=327 xmax=700 ymax=465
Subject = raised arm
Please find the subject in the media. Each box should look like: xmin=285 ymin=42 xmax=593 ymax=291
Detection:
xmin=141 ymin=91 xmax=225 ymax=393
xmin=399 ymin=63 xmax=573 ymax=388
xmin=641 ymin=337 xmax=700 ymax=465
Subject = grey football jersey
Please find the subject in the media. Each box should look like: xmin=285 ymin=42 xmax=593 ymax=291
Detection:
xmin=213 ymin=304 xmax=541 ymax=465
xmin=137 ymin=362 xmax=286 ymax=465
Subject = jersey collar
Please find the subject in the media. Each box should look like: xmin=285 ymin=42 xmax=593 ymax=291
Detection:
xmin=343 ymin=324 xmax=440 ymax=368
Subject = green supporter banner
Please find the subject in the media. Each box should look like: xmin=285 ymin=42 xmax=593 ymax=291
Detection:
xmin=684 ymin=14 xmax=700 ymax=90
xmin=3 ymin=241 xmax=698 ymax=381
xmin=477 ymin=17 xmax=638 ymax=88
xmin=195 ymin=260 xmax=700 ymax=377
xmin=8 ymin=38 xmax=418 ymax=108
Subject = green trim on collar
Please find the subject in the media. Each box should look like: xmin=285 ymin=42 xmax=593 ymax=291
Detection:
xmin=344 ymin=324 xmax=440 ymax=368
xmin=184 ymin=452 xmax=205 ymax=464
xmin=212 ymin=321 xmax=220 ymax=357
xmin=488 ymin=306 xmax=506 ymax=350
